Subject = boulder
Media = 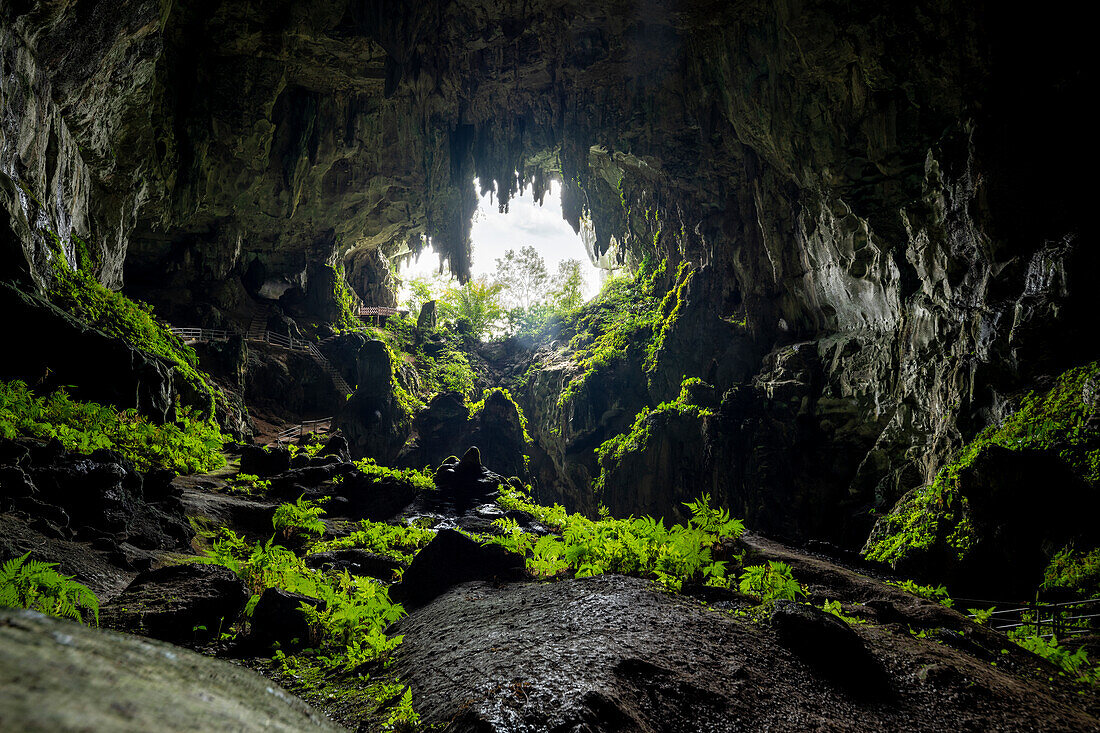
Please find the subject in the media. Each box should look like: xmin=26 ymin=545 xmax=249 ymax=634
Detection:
xmin=101 ymin=564 xmax=249 ymax=642
xmin=0 ymin=608 xmax=342 ymax=731
xmin=335 ymin=470 xmax=418 ymax=521
xmin=240 ymin=445 xmax=291 ymax=477
xmin=334 ymin=340 xmax=411 ymax=463
xmin=417 ymin=300 xmax=438 ymax=329
xmin=304 ymin=549 xmax=405 ymax=581
xmin=770 ymin=600 xmax=887 ymax=698
xmin=249 ymin=588 xmax=325 ymax=649
xmin=389 ymin=529 xmax=526 ymax=608
xmin=319 ymin=435 xmax=350 ymax=462
xmin=432 ymin=447 xmax=507 ymax=512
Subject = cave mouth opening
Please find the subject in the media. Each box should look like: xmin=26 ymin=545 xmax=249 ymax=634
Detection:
xmin=397 ymin=177 xmax=607 ymax=309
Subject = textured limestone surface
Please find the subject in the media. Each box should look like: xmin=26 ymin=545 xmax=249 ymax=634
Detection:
xmin=1 ymin=1 xmax=1093 ymax=546
xmin=0 ymin=608 xmax=345 ymax=732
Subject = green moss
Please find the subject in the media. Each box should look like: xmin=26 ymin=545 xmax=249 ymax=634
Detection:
xmin=46 ymin=246 xmax=218 ymax=418
xmin=467 ymin=387 xmax=532 ymax=443
xmin=0 ymin=380 xmax=226 ymax=474
xmin=865 ymin=361 xmax=1100 ymax=567
xmin=555 ymin=265 xmax=664 ymax=408
xmin=644 ymin=261 xmax=694 ymax=374
xmin=330 ymin=264 xmax=362 ymax=333
xmin=592 ymin=377 xmax=716 ymax=496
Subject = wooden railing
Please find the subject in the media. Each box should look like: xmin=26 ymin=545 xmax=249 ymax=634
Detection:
xmin=169 ymin=327 xmax=230 ymax=343
xmin=958 ymin=597 xmax=1100 ymax=639
xmin=271 ymin=417 xmax=334 ymax=446
xmin=167 ymin=321 xmax=353 ymax=396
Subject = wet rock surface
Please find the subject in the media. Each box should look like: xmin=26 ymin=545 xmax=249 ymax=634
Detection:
xmin=0 ymin=609 xmax=344 ymax=732
xmin=100 ymin=563 xmax=249 ymax=642
xmin=0 ymin=439 xmax=193 ymax=554
xmin=389 ymin=529 xmax=526 ymax=609
xmin=393 ymin=574 xmax=1098 ymax=732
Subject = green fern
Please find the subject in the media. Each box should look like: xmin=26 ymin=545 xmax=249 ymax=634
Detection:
xmin=738 ymin=561 xmax=805 ymax=603
xmin=0 ymin=552 xmax=99 ymax=625
xmin=273 ymin=496 xmax=327 ymax=542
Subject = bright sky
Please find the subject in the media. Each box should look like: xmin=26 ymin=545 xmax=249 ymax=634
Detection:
xmin=397 ymin=179 xmax=603 ymax=299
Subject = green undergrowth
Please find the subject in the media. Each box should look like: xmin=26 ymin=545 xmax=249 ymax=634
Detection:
xmin=380 ymin=318 xmax=477 ymax=402
xmin=592 ymin=377 xmax=717 ymax=496
xmin=885 ymin=579 xmax=954 ymax=608
xmin=348 ymin=457 xmax=435 ymax=493
xmin=0 ymin=380 xmax=226 ymax=473
xmin=46 ymin=240 xmax=218 ymax=417
xmin=273 ymin=496 xmax=327 ymax=542
xmin=1042 ymin=545 xmax=1100 ymax=598
xmin=1014 ymin=635 xmax=1100 ymax=687
xmin=553 ymin=259 xmax=667 ymax=408
xmin=193 ymin=529 xmax=406 ymax=669
xmin=864 ymin=361 xmax=1100 ymax=568
xmin=193 ymin=483 xmax=427 ymax=728
xmin=0 ymin=551 xmax=99 ymax=625
xmin=312 ymin=518 xmax=436 ymax=566
xmin=489 ymin=487 xmax=743 ymax=592
xmin=467 ymin=387 xmax=532 ymax=443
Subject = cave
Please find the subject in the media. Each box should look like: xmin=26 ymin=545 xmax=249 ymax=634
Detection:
xmin=1 ymin=1 xmax=1098 ymax=730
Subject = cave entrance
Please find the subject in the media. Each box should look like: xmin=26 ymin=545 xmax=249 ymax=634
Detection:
xmin=398 ymin=178 xmax=605 ymax=320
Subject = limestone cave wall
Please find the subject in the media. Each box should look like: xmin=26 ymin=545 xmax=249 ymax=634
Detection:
xmin=1 ymin=0 xmax=1092 ymax=546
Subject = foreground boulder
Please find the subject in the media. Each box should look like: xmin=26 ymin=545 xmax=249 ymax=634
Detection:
xmin=770 ymin=600 xmax=887 ymax=698
xmin=392 ymin=574 xmax=1099 ymax=732
xmin=389 ymin=529 xmax=526 ymax=608
xmin=0 ymin=439 xmax=192 ymax=552
xmin=100 ymin=563 xmax=249 ymax=642
xmin=249 ymin=588 xmax=325 ymax=649
xmin=0 ymin=608 xmax=343 ymax=731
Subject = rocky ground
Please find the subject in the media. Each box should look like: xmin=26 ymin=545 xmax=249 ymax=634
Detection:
xmin=2 ymin=436 xmax=1098 ymax=732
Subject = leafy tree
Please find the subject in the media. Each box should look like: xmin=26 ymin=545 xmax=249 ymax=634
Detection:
xmin=402 ymin=273 xmax=453 ymax=319
xmin=437 ymin=277 xmax=505 ymax=339
xmin=494 ymin=246 xmax=550 ymax=310
xmin=550 ymin=258 xmax=587 ymax=311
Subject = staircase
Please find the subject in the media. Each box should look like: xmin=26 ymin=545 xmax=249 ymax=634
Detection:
xmin=246 ymin=302 xmax=272 ymax=341
xmin=308 ymin=344 xmax=353 ymax=396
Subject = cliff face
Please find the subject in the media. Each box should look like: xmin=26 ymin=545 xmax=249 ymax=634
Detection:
xmin=1 ymin=2 xmax=1092 ymax=551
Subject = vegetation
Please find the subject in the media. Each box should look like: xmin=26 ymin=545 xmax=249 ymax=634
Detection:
xmin=864 ymin=361 xmax=1100 ymax=569
xmin=0 ymin=380 xmax=226 ymax=474
xmin=554 ymin=261 xmax=665 ymax=407
xmin=312 ymin=519 xmax=436 ymax=566
xmin=885 ymin=579 xmax=954 ymax=608
xmin=272 ymin=496 xmax=328 ymax=542
xmin=380 ymin=317 xmax=476 ymax=400
xmin=467 ymin=387 xmax=532 ymax=443
xmin=351 ymin=457 xmax=435 ymax=493
xmin=489 ymin=487 xmax=743 ymax=591
xmin=437 ymin=277 xmax=505 ymax=340
xmin=0 ymin=552 xmax=99 ymax=625
xmin=46 ymin=241 xmax=218 ymax=417
xmin=592 ymin=377 xmax=716 ymax=496
xmin=1042 ymin=545 xmax=1100 ymax=598
xmin=330 ymin=263 xmax=362 ymax=333
xmin=194 ymin=529 xmax=405 ymax=667
xmin=1014 ymin=635 xmax=1100 ymax=686
xmin=738 ymin=561 xmax=805 ymax=603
